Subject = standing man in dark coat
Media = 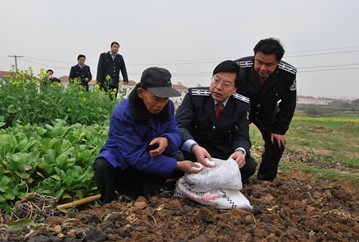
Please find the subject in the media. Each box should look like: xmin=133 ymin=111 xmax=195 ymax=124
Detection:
xmin=96 ymin=41 xmax=128 ymax=99
xmin=175 ymin=60 xmax=257 ymax=182
xmin=69 ymin=54 xmax=92 ymax=91
xmin=235 ymin=38 xmax=297 ymax=181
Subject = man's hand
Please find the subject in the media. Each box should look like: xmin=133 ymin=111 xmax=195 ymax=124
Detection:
xmin=149 ymin=137 xmax=168 ymax=157
xmin=271 ymin=133 xmax=286 ymax=148
xmin=176 ymin=160 xmax=202 ymax=174
xmin=230 ymin=150 xmax=246 ymax=168
xmin=192 ymin=144 xmax=214 ymax=167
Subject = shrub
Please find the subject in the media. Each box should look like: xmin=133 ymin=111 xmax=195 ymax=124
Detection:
xmin=0 ymin=68 xmax=118 ymax=128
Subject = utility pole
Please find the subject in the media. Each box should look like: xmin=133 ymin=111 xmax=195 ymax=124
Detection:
xmin=8 ymin=55 xmax=23 ymax=72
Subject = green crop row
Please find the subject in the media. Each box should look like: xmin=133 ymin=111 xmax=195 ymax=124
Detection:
xmin=0 ymin=119 xmax=109 ymax=213
xmin=0 ymin=68 xmax=117 ymax=128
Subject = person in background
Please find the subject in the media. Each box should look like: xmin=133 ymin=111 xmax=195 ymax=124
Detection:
xmin=96 ymin=41 xmax=128 ymax=99
xmin=69 ymin=54 xmax=92 ymax=91
xmin=47 ymin=69 xmax=61 ymax=84
xmin=235 ymin=37 xmax=297 ymax=181
xmin=93 ymin=67 xmax=201 ymax=204
xmin=175 ymin=60 xmax=257 ymax=182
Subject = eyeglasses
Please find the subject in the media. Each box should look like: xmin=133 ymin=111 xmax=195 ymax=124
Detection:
xmin=211 ymin=78 xmax=234 ymax=89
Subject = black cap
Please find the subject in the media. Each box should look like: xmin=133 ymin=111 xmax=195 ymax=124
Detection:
xmin=140 ymin=67 xmax=181 ymax=98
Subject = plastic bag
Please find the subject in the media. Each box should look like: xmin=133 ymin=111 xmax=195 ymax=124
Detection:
xmin=184 ymin=158 xmax=242 ymax=192
xmin=175 ymin=177 xmax=252 ymax=210
xmin=175 ymin=158 xmax=252 ymax=209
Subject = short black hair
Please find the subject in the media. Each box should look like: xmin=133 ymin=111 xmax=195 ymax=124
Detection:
xmin=253 ymin=38 xmax=285 ymax=62
xmin=77 ymin=54 xmax=86 ymax=60
xmin=111 ymin=41 xmax=120 ymax=47
xmin=212 ymin=60 xmax=240 ymax=87
xmin=47 ymin=69 xmax=54 ymax=74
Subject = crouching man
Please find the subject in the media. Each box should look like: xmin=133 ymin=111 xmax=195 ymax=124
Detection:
xmin=175 ymin=60 xmax=257 ymax=182
xmin=93 ymin=67 xmax=200 ymax=204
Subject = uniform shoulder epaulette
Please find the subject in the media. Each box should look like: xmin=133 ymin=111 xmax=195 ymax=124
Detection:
xmin=236 ymin=60 xmax=253 ymax=68
xmin=189 ymin=88 xmax=210 ymax=96
xmin=232 ymin=93 xmax=250 ymax=104
xmin=278 ymin=61 xmax=297 ymax=75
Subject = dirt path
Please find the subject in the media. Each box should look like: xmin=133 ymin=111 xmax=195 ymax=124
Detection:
xmin=1 ymin=168 xmax=358 ymax=242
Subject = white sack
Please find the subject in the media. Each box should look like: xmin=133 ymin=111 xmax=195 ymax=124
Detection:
xmin=184 ymin=158 xmax=242 ymax=192
xmin=175 ymin=177 xmax=252 ymax=210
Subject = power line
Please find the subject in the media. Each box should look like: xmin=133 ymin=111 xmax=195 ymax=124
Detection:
xmin=286 ymin=50 xmax=359 ymax=58
xmin=10 ymin=47 xmax=359 ymax=77
xmin=287 ymin=45 xmax=359 ymax=54
xmin=22 ymin=50 xmax=359 ymax=68
xmin=21 ymin=58 xmax=69 ymax=70
xmin=20 ymin=45 xmax=359 ymax=68
xmin=299 ymin=67 xmax=359 ymax=73
xmin=19 ymin=58 xmax=359 ymax=76
xmin=298 ymin=63 xmax=359 ymax=69
xmin=24 ymin=56 xmax=74 ymax=64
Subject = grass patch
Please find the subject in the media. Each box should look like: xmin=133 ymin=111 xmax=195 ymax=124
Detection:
xmin=280 ymin=161 xmax=359 ymax=185
xmin=250 ymin=114 xmax=359 ymax=183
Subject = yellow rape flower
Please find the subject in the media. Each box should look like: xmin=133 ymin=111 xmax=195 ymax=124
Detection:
xmin=111 ymin=88 xmax=117 ymax=95
xmin=39 ymin=69 xmax=48 ymax=79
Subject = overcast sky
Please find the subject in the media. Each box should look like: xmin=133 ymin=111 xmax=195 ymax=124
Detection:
xmin=1 ymin=0 xmax=358 ymax=99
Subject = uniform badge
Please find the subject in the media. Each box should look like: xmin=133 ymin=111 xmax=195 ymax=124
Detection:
xmin=190 ymin=88 xmax=210 ymax=96
xmin=232 ymin=93 xmax=250 ymax=103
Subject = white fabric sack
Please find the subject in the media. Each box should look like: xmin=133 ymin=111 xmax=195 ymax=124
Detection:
xmin=175 ymin=177 xmax=253 ymax=210
xmin=184 ymin=158 xmax=242 ymax=192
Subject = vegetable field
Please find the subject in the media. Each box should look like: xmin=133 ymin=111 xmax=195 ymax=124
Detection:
xmin=0 ymin=70 xmax=358 ymax=241
xmin=0 ymin=69 xmax=116 ymax=213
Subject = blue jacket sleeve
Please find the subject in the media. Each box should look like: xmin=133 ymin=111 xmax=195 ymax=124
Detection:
xmin=109 ymin=105 xmax=178 ymax=176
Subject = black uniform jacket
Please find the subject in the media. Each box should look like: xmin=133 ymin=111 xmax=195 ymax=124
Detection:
xmin=69 ymin=64 xmax=92 ymax=85
xmin=96 ymin=52 xmax=128 ymax=87
xmin=175 ymin=87 xmax=251 ymax=159
xmin=235 ymin=56 xmax=297 ymax=135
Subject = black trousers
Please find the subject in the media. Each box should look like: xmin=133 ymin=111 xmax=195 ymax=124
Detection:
xmin=81 ymin=83 xmax=89 ymax=92
xmin=93 ymin=153 xmax=184 ymax=203
xmin=254 ymin=119 xmax=285 ymax=181
xmin=183 ymin=150 xmax=257 ymax=182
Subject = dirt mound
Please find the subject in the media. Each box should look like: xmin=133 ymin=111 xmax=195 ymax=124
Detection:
xmin=1 ymin=170 xmax=358 ymax=241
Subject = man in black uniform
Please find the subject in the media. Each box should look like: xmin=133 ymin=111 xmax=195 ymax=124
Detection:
xmin=69 ymin=54 xmax=92 ymax=91
xmin=46 ymin=69 xmax=61 ymax=84
xmin=176 ymin=60 xmax=257 ymax=181
xmin=235 ymin=38 xmax=297 ymax=181
xmin=96 ymin=41 xmax=128 ymax=99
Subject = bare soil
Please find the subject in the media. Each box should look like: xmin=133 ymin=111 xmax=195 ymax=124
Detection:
xmin=1 ymin=149 xmax=358 ymax=242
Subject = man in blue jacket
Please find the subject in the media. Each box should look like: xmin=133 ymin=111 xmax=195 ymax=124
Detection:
xmin=93 ymin=67 xmax=201 ymax=203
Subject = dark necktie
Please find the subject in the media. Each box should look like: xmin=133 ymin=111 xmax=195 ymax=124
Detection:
xmin=216 ymin=103 xmax=223 ymax=119
xmin=260 ymin=76 xmax=267 ymax=88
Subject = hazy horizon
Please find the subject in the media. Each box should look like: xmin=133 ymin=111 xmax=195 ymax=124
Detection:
xmin=1 ymin=0 xmax=358 ymax=99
